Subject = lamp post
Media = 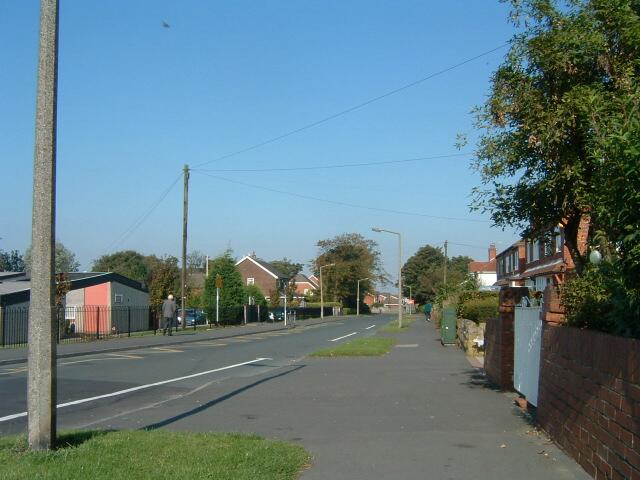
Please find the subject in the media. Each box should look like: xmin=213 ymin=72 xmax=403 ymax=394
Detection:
xmin=319 ymin=263 xmax=335 ymax=320
xmin=357 ymin=278 xmax=369 ymax=316
xmin=372 ymin=227 xmax=402 ymax=328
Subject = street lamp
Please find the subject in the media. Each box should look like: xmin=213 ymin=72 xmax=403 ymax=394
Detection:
xmin=357 ymin=277 xmax=369 ymax=316
xmin=319 ymin=263 xmax=335 ymax=320
xmin=372 ymin=227 xmax=403 ymax=328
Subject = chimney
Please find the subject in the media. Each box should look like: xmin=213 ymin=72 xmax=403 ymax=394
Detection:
xmin=488 ymin=244 xmax=497 ymax=261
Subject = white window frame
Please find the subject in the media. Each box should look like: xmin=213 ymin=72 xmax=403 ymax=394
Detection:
xmin=247 ymin=277 xmax=255 ymax=286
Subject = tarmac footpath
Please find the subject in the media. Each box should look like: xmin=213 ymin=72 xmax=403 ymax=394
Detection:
xmin=156 ymin=317 xmax=592 ymax=480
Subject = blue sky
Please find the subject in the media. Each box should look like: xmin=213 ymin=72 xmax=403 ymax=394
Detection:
xmin=1 ymin=1 xmax=520 ymax=280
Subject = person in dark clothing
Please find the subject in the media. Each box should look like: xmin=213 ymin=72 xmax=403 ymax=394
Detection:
xmin=424 ymin=302 xmax=432 ymax=322
xmin=162 ymin=294 xmax=177 ymax=335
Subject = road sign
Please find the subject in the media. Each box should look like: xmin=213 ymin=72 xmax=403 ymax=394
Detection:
xmin=215 ymin=274 xmax=223 ymax=289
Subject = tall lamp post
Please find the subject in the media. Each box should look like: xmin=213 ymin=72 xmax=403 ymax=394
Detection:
xmin=319 ymin=263 xmax=335 ymax=320
xmin=372 ymin=227 xmax=402 ymax=328
xmin=357 ymin=278 xmax=369 ymax=316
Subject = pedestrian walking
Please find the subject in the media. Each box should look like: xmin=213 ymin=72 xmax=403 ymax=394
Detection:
xmin=424 ymin=302 xmax=432 ymax=322
xmin=162 ymin=294 xmax=177 ymax=335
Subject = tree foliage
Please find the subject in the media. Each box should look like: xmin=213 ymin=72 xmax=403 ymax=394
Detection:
xmin=203 ymin=251 xmax=245 ymax=322
xmin=0 ymin=250 xmax=25 ymax=272
xmin=92 ymin=250 xmax=152 ymax=286
xmin=147 ymin=256 xmax=181 ymax=307
xmin=313 ymin=233 xmax=386 ymax=308
xmin=402 ymin=245 xmax=473 ymax=303
xmin=269 ymin=258 xmax=303 ymax=280
xmin=472 ymin=0 xmax=640 ymax=274
xmin=187 ymin=250 xmax=207 ymax=272
xmin=25 ymin=242 xmax=80 ymax=273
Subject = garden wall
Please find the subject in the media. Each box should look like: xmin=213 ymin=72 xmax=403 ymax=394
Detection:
xmin=484 ymin=287 xmax=529 ymax=390
xmin=538 ymin=325 xmax=640 ymax=479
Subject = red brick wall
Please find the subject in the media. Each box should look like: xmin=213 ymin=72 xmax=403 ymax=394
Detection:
xmin=538 ymin=325 xmax=640 ymax=479
xmin=484 ymin=287 xmax=529 ymax=390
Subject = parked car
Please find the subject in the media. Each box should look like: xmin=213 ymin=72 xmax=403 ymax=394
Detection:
xmin=177 ymin=308 xmax=206 ymax=326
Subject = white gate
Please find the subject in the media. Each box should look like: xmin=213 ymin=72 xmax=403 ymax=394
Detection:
xmin=514 ymin=304 xmax=542 ymax=406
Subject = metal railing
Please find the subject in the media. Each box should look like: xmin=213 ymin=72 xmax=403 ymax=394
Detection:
xmin=0 ymin=305 xmax=159 ymax=348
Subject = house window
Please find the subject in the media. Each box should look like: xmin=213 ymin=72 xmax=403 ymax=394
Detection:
xmin=114 ymin=294 xmax=123 ymax=304
xmin=247 ymin=278 xmax=255 ymax=286
xmin=65 ymin=306 xmax=77 ymax=320
xmin=554 ymin=227 xmax=562 ymax=253
xmin=513 ymin=251 xmax=519 ymax=271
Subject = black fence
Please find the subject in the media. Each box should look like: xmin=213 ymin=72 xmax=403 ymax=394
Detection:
xmin=0 ymin=305 xmax=160 ymax=348
xmin=0 ymin=304 xmax=337 ymax=348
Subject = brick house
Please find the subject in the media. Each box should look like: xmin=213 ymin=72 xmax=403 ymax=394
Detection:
xmin=495 ymin=241 xmax=526 ymax=287
xmin=294 ymin=273 xmax=318 ymax=297
xmin=468 ymin=244 xmax=498 ymax=290
xmin=235 ymin=254 xmax=288 ymax=299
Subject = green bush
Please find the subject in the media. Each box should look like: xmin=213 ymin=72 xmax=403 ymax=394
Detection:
xmin=456 ymin=290 xmax=499 ymax=319
xmin=458 ymin=296 xmax=499 ymax=323
xmin=562 ymin=264 xmax=640 ymax=338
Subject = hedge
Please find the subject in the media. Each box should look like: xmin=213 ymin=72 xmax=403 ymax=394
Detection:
xmin=458 ymin=296 xmax=499 ymax=323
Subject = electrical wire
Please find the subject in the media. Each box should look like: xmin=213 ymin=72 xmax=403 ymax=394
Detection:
xmin=105 ymin=173 xmax=182 ymax=252
xmin=192 ymin=152 xmax=472 ymax=173
xmin=193 ymin=43 xmax=509 ymax=168
xmin=194 ymin=171 xmax=489 ymax=224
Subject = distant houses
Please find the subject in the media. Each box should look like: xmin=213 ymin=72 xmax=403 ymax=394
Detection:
xmin=468 ymin=244 xmax=498 ymax=290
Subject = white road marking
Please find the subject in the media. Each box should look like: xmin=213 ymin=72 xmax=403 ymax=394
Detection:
xmin=150 ymin=347 xmax=183 ymax=353
xmin=0 ymin=357 xmax=271 ymax=424
xmin=330 ymin=332 xmax=358 ymax=342
xmin=365 ymin=325 xmax=376 ymax=330
xmin=396 ymin=344 xmax=419 ymax=348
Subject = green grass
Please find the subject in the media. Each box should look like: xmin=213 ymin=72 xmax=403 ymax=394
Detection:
xmin=0 ymin=430 xmax=310 ymax=480
xmin=311 ymin=336 xmax=395 ymax=357
xmin=379 ymin=316 xmax=417 ymax=333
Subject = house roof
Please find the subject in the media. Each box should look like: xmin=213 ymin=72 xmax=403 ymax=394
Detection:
xmin=235 ymin=256 xmax=287 ymax=279
xmin=0 ymin=271 xmax=147 ymax=306
xmin=468 ymin=259 xmax=496 ymax=273
xmin=294 ymin=273 xmax=317 ymax=287
xmin=496 ymin=240 xmax=525 ymax=258
xmin=518 ymin=258 xmax=565 ymax=279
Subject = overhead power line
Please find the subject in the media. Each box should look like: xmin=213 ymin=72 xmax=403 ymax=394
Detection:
xmin=193 ymin=43 xmax=509 ymax=168
xmin=192 ymin=152 xmax=472 ymax=173
xmin=106 ymin=173 xmax=182 ymax=252
xmin=195 ymin=171 xmax=489 ymax=224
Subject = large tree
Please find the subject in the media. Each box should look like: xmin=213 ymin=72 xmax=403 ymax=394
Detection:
xmin=203 ymin=251 xmax=245 ymax=323
xmin=0 ymin=249 xmax=25 ymax=272
xmin=92 ymin=250 xmax=152 ymax=286
xmin=313 ymin=233 xmax=386 ymax=308
xmin=25 ymin=241 xmax=80 ymax=273
xmin=402 ymin=245 xmax=473 ymax=303
xmin=472 ymin=0 xmax=640 ymax=274
xmin=147 ymin=256 xmax=181 ymax=307
xmin=269 ymin=258 xmax=303 ymax=280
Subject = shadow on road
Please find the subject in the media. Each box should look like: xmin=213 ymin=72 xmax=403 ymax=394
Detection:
xmin=142 ymin=364 xmax=305 ymax=431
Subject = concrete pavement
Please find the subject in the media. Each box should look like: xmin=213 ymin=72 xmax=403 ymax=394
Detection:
xmin=117 ymin=318 xmax=589 ymax=479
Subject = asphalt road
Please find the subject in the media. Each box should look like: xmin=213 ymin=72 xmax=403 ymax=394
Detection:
xmin=0 ymin=315 xmax=386 ymax=435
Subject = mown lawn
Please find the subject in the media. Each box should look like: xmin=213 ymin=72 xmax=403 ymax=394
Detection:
xmin=379 ymin=316 xmax=417 ymax=333
xmin=0 ymin=430 xmax=310 ymax=480
xmin=311 ymin=336 xmax=395 ymax=357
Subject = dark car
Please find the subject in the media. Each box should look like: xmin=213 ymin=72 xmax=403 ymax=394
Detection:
xmin=177 ymin=309 xmax=207 ymax=326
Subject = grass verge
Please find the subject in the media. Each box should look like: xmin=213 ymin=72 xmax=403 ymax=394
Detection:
xmin=311 ymin=336 xmax=395 ymax=357
xmin=0 ymin=430 xmax=310 ymax=480
xmin=380 ymin=316 xmax=417 ymax=333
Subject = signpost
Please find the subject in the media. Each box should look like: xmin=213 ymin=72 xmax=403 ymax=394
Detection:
xmin=215 ymin=274 xmax=222 ymax=325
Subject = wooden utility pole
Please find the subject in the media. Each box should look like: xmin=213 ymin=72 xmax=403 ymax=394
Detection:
xmin=443 ymin=240 xmax=448 ymax=286
xmin=181 ymin=164 xmax=189 ymax=329
xmin=28 ymin=0 xmax=59 ymax=451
